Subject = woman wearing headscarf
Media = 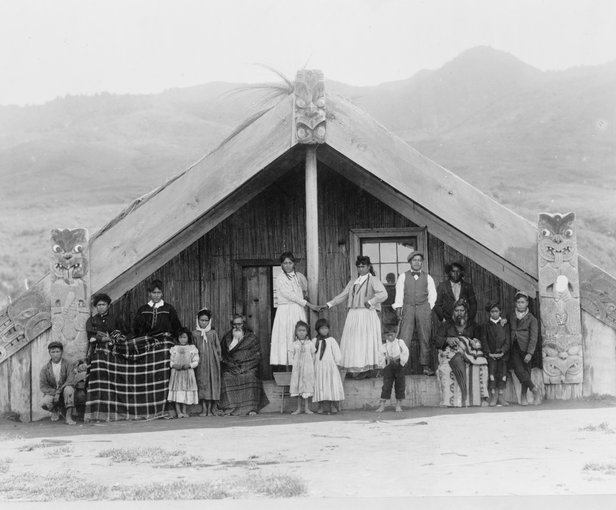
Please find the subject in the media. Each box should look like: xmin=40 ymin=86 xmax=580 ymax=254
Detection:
xmin=192 ymin=307 xmax=221 ymax=416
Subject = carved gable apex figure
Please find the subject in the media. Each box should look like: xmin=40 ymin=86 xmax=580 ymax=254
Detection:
xmin=294 ymin=69 xmax=326 ymax=144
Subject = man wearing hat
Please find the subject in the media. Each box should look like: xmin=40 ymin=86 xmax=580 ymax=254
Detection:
xmin=40 ymin=341 xmax=77 ymax=425
xmin=393 ymin=251 xmax=437 ymax=375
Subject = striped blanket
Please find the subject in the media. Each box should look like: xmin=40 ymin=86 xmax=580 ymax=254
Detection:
xmin=84 ymin=335 xmax=174 ymax=421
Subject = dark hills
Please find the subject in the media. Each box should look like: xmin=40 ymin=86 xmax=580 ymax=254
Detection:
xmin=1 ymin=45 xmax=615 ymax=304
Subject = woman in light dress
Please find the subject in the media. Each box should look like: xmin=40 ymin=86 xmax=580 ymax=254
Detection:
xmin=323 ymin=255 xmax=388 ymax=377
xmin=270 ymin=252 xmax=319 ymax=368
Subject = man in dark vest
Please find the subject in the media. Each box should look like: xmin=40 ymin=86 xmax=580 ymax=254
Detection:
xmin=433 ymin=262 xmax=478 ymax=323
xmin=393 ymin=251 xmax=437 ymax=375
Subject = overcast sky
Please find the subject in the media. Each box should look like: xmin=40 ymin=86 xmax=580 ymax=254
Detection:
xmin=1 ymin=0 xmax=615 ymax=106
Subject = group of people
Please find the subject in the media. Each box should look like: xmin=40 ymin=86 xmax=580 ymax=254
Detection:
xmin=40 ymin=251 xmax=541 ymax=424
xmin=40 ymin=280 xmax=269 ymax=424
xmin=272 ymin=250 xmax=541 ymax=411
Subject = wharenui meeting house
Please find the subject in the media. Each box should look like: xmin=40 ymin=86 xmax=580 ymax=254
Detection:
xmin=1 ymin=70 xmax=615 ymax=421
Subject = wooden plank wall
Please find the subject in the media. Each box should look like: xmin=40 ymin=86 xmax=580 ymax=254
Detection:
xmin=110 ymin=161 xmax=542 ymax=378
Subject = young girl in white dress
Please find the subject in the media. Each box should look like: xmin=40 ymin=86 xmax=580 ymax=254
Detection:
xmin=270 ymin=252 xmax=319 ymax=368
xmin=313 ymin=318 xmax=345 ymax=414
xmin=168 ymin=327 xmax=199 ymax=418
xmin=289 ymin=321 xmax=316 ymax=414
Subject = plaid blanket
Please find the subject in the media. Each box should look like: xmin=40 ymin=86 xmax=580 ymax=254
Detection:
xmin=84 ymin=335 xmax=174 ymax=421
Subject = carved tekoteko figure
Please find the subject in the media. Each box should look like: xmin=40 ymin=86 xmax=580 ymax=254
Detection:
xmin=294 ymin=69 xmax=326 ymax=144
xmin=50 ymin=228 xmax=90 ymax=363
xmin=537 ymin=212 xmax=583 ymax=399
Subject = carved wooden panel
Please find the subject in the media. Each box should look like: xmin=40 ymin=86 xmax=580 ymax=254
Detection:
xmin=294 ymin=69 xmax=326 ymax=144
xmin=0 ymin=282 xmax=51 ymax=365
xmin=537 ymin=212 xmax=583 ymax=398
xmin=50 ymin=228 xmax=90 ymax=363
xmin=579 ymin=257 xmax=616 ymax=330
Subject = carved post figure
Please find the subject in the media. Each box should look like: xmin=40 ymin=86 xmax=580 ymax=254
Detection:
xmin=50 ymin=228 xmax=90 ymax=363
xmin=294 ymin=69 xmax=326 ymax=144
xmin=537 ymin=212 xmax=583 ymax=399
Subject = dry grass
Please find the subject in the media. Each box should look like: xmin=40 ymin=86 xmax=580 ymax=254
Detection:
xmin=578 ymin=422 xmax=615 ymax=434
xmin=97 ymin=446 xmax=185 ymax=464
xmin=582 ymin=463 xmax=616 ymax=475
xmin=18 ymin=439 xmax=72 ymax=452
xmin=0 ymin=471 xmax=307 ymax=501
xmin=44 ymin=445 xmax=74 ymax=458
xmin=0 ymin=459 xmax=12 ymax=474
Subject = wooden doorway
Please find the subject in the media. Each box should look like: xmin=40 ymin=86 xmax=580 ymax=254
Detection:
xmin=241 ymin=265 xmax=273 ymax=379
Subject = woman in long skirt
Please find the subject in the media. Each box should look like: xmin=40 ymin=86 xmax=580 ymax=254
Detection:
xmin=192 ymin=307 xmax=221 ymax=416
xmin=324 ymin=256 xmax=388 ymax=376
xmin=270 ymin=252 xmax=319 ymax=368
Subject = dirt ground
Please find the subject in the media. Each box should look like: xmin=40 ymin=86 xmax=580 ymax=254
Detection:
xmin=1 ymin=399 xmax=616 ymax=501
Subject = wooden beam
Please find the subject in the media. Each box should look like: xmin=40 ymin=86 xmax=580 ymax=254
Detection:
xmin=98 ymin=148 xmax=304 ymax=301
xmin=326 ymin=95 xmax=538 ymax=278
xmin=305 ymin=146 xmax=319 ymax=306
xmin=90 ymin=96 xmax=295 ymax=294
xmin=319 ymin=146 xmax=537 ymax=294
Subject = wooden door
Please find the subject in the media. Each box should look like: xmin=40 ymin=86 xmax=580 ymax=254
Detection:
xmin=242 ymin=266 xmax=273 ymax=379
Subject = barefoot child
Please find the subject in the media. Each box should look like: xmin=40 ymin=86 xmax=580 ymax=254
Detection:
xmin=289 ymin=321 xmax=316 ymax=414
xmin=376 ymin=328 xmax=409 ymax=413
xmin=480 ymin=302 xmax=510 ymax=407
xmin=168 ymin=327 xmax=199 ymax=418
xmin=193 ymin=308 xmax=221 ymax=416
xmin=313 ymin=318 xmax=345 ymax=414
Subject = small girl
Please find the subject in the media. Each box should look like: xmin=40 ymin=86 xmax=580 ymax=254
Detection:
xmin=289 ymin=321 xmax=316 ymax=414
xmin=313 ymin=318 xmax=345 ymax=414
xmin=168 ymin=327 xmax=199 ymax=418
xmin=193 ymin=308 xmax=221 ymax=417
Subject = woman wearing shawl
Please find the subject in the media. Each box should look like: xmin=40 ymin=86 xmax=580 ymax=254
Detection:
xmin=270 ymin=252 xmax=319 ymax=368
xmin=323 ymin=256 xmax=388 ymax=376
xmin=192 ymin=307 xmax=221 ymax=416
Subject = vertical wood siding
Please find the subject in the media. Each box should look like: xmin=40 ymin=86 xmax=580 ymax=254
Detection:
xmin=110 ymin=160 xmax=540 ymax=377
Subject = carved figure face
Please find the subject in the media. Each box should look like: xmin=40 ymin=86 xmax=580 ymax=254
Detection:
xmin=51 ymin=229 xmax=88 ymax=278
xmin=295 ymin=70 xmax=326 ymax=143
xmin=538 ymin=212 xmax=576 ymax=263
xmin=543 ymin=347 xmax=583 ymax=384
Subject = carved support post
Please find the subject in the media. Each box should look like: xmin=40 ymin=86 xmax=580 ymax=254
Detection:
xmin=537 ymin=212 xmax=583 ymax=399
xmin=305 ymin=147 xmax=319 ymax=322
xmin=50 ymin=228 xmax=90 ymax=363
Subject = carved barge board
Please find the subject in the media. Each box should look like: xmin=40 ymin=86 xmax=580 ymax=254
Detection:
xmin=579 ymin=256 xmax=616 ymax=331
xmin=537 ymin=212 xmax=583 ymax=399
xmin=50 ymin=228 xmax=90 ymax=363
xmin=0 ymin=280 xmax=51 ymax=365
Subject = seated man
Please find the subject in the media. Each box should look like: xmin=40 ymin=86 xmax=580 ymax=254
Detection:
xmin=435 ymin=299 xmax=488 ymax=408
xmin=218 ymin=315 xmax=269 ymax=416
xmin=40 ymin=341 xmax=77 ymax=425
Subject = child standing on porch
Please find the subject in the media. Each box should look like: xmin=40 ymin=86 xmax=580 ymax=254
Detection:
xmin=168 ymin=327 xmax=199 ymax=418
xmin=289 ymin=321 xmax=316 ymax=414
xmin=313 ymin=318 xmax=345 ymax=414
xmin=480 ymin=302 xmax=511 ymax=407
xmin=376 ymin=327 xmax=409 ymax=413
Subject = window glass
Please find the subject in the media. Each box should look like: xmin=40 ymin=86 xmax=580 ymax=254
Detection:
xmin=362 ymin=242 xmax=380 ymax=263
xmin=380 ymin=243 xmax=397 ymax=263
